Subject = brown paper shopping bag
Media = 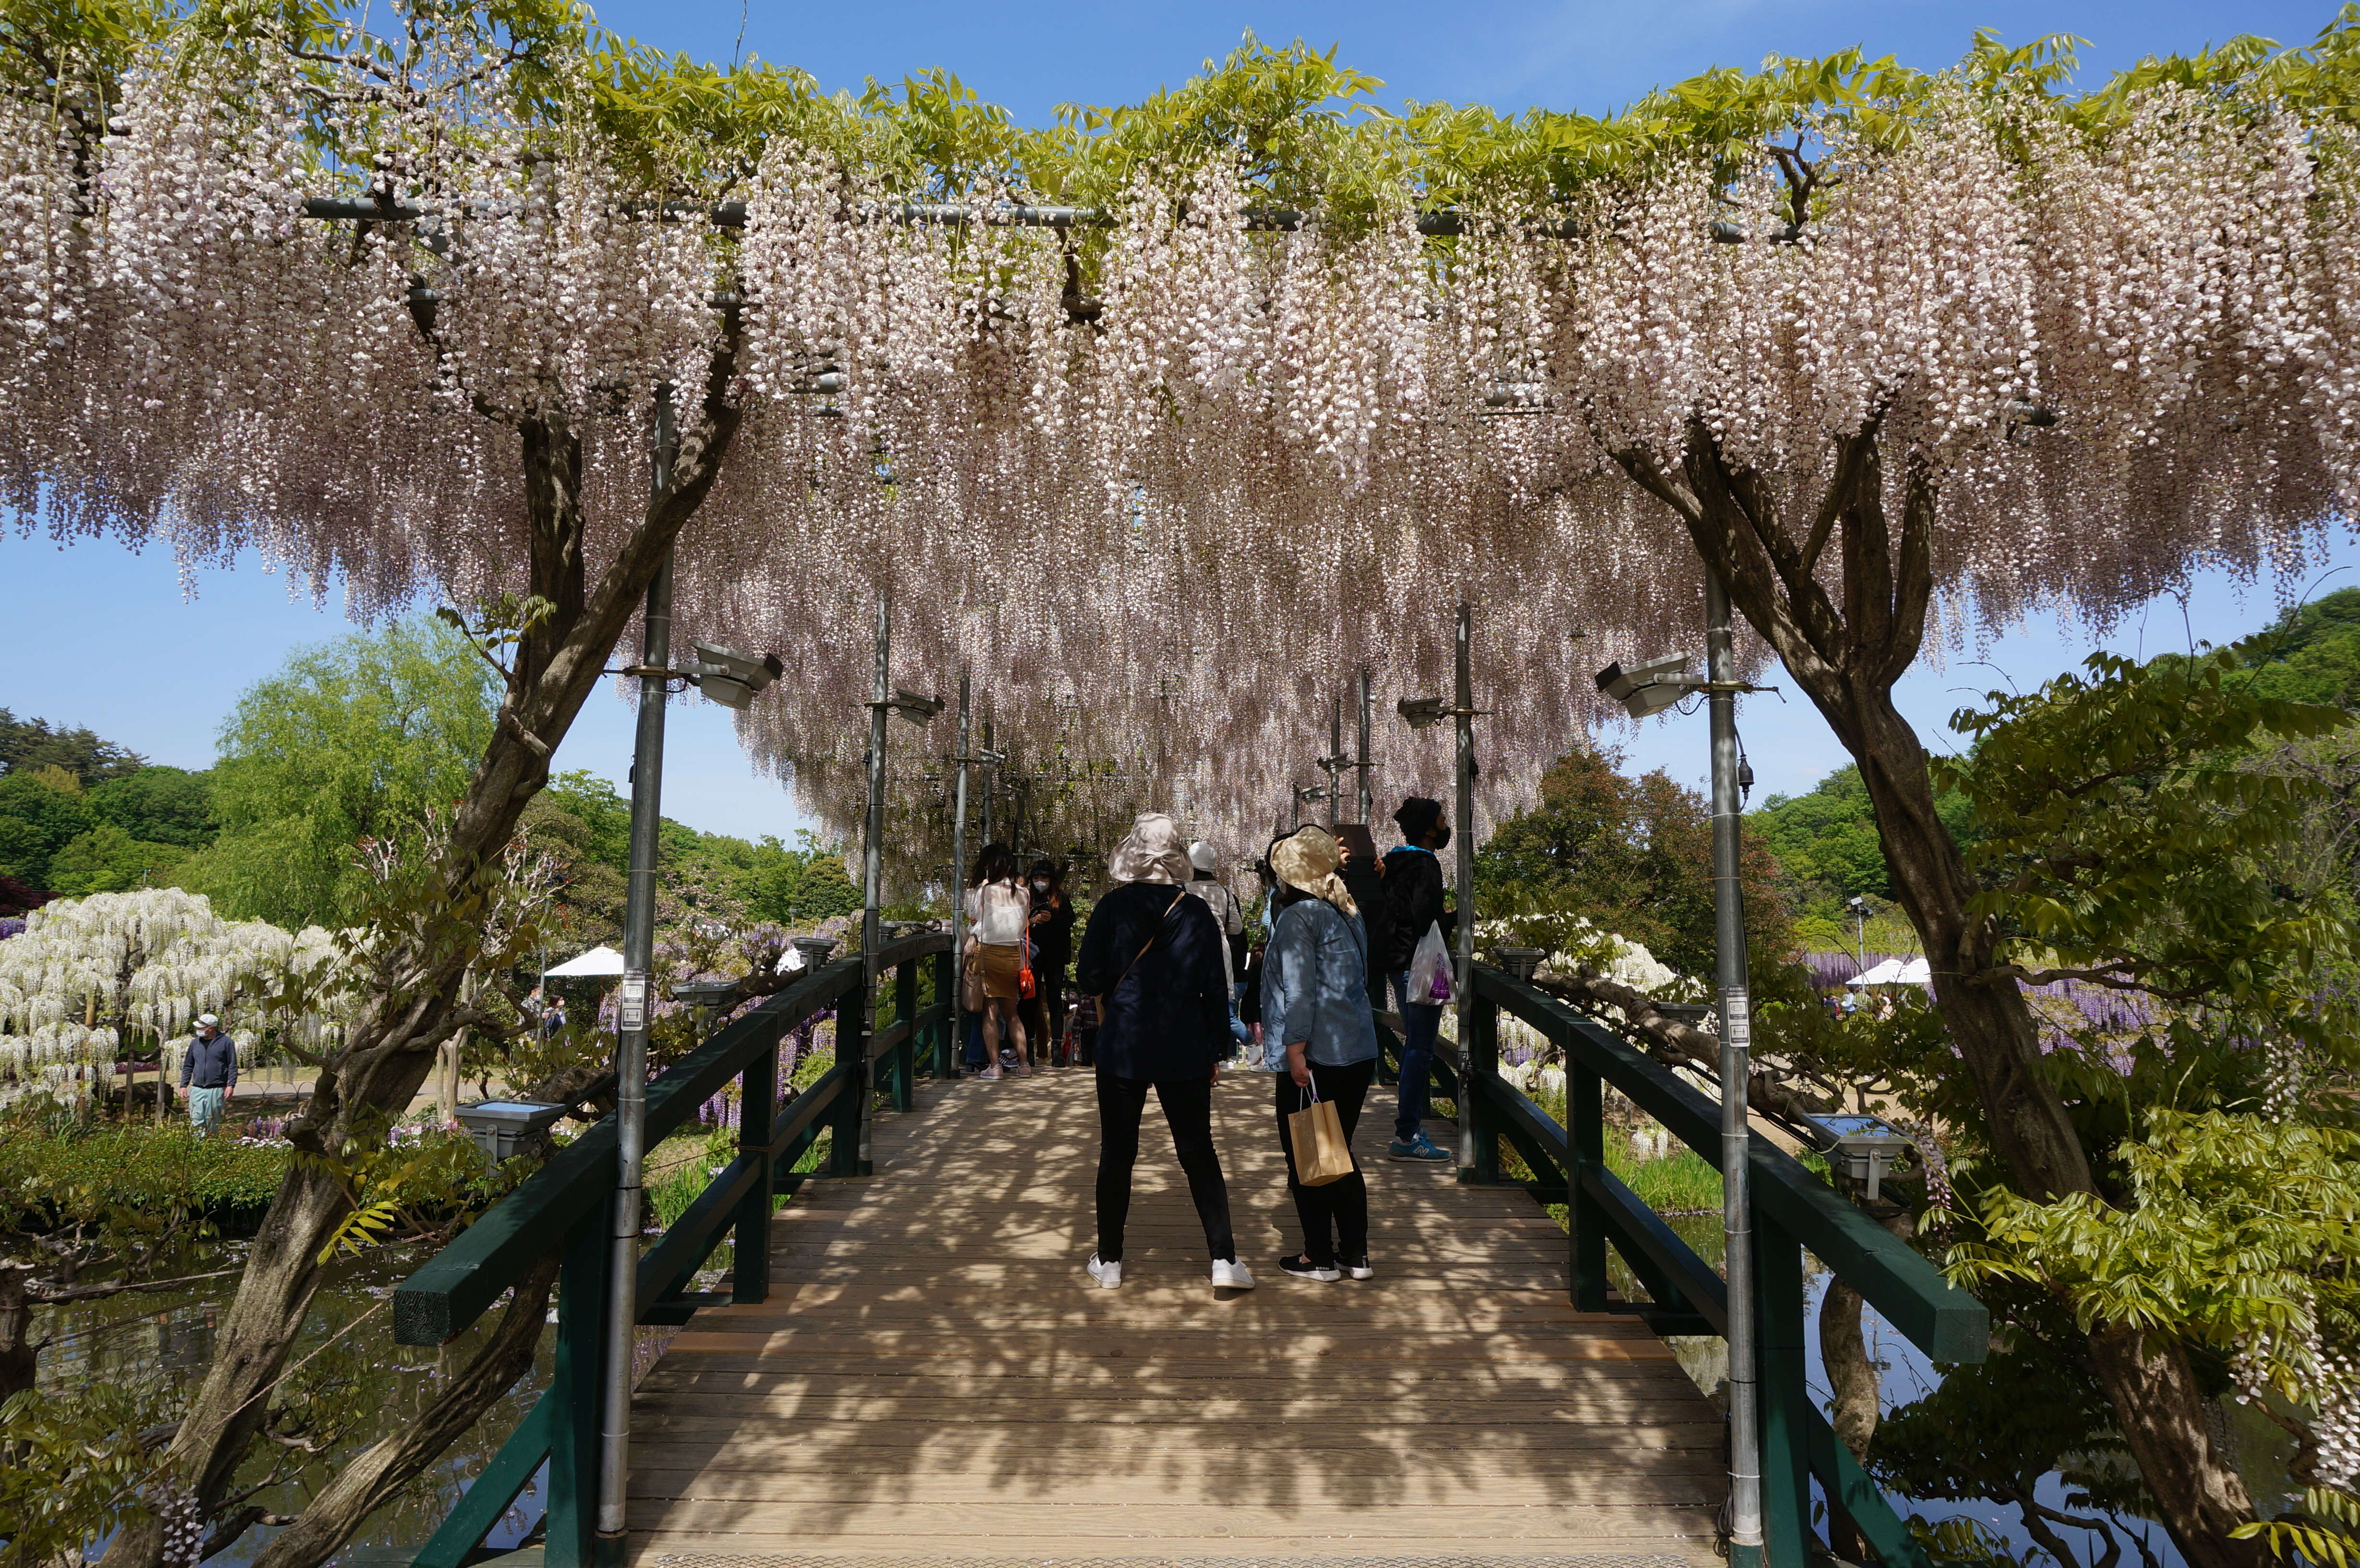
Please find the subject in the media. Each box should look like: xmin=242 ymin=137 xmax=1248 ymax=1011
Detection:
xmin=1288 ymin=1074 xmax=1355 ymax=1187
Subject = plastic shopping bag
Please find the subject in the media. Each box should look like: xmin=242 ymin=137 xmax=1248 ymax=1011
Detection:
xmin=1407 ymin=920 xmax=1455 ymax=1005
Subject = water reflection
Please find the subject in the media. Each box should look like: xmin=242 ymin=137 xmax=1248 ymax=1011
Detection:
xmin=38 ymin=1239 xmax=551 ymax=1568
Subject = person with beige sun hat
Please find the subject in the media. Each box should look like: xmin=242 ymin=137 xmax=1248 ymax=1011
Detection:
xmin=1259 ymin=824 xmax=1381 ymax=1283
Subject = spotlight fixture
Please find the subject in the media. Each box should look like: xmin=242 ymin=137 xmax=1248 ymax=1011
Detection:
xmin=1593 ymin=653 xmax=1699 ymax=719
xmin=688 ymin=642 xmax=785 ymax=709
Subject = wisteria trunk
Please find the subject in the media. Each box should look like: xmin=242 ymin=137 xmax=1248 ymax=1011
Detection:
xmin=99 ymin=337 xmax=744 ymax=1568
xmin=1611 ymin=419 xmax=2259 ymax=1568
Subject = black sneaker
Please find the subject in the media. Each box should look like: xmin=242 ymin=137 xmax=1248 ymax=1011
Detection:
xmin=1277 ymin=1252 xmax=1341 ymax=1283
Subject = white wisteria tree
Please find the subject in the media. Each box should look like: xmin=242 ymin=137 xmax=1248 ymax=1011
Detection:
xmin=0 ymin=887 xmax=343 ymax=1113
xmin=5 ymin=1 xmax=2359 ymax=1563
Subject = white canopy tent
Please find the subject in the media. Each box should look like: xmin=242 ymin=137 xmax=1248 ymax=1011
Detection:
xmin=1852 ymin=957 xmax=1931 ymax=986
xmin=544 ymin=945 xmax=627 ymax=978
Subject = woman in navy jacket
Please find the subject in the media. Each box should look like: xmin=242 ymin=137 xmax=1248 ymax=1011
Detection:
xmin=1073 ymin=812 xmax=1254 ymax=1294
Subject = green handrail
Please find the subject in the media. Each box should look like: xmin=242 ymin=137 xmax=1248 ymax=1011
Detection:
xmin=1419 ymin=963 xmax=1989 ymax=1568
xmin=398 ymin=936 xmax=956 ymax=1568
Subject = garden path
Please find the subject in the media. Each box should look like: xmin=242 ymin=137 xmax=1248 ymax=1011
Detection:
xmin=624 ymin=1068 xmax=1726 ymax=1566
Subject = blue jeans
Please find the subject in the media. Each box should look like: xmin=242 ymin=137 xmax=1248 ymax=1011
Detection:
xmin=1390 ymin=972 xmax=1443 ymax=1143
xmin=187 ymin=1084 xmax=226 ymax=1135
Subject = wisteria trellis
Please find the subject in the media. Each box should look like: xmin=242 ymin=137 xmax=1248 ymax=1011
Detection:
xmin=5 ymin=19 xmax=2355 ymax=868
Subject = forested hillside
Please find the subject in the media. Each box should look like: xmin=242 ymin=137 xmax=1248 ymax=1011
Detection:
xmin=0 ymin=620 xmax=859 ymax=937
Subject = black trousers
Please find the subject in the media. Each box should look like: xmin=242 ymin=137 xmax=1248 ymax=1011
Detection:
xmin=1095 ymin=1071 xmax=1236 ymax=1264
xmin=1275 ymin=1056 xmax=1375 ymax=1268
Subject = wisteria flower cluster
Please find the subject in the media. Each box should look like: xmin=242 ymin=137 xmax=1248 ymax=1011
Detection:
xmin=5 ymin=13 xmax=2356 ymax=870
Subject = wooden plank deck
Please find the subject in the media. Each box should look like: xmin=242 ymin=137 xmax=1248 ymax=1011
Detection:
xmin=626 ymin=1067 xmax=1725 ymax=1565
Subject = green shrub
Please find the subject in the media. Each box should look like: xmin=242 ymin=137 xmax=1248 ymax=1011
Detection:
xmin=0 ymin=1123 xmax=288 ymax=1228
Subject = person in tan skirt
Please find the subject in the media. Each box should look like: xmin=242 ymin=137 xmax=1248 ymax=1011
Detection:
xmin=965 ymin=842 xmax=1031 ymax=1078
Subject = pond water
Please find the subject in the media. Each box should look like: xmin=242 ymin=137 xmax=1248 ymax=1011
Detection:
xmin=38 ymin=1237 xmax=556 ymax=1568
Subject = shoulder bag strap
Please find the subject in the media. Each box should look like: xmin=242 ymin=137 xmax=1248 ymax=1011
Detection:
xmin=1096 ymin=889 xmax=1188 ymax=1006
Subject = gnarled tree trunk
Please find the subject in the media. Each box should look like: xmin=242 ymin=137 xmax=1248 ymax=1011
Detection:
xmin=99 ymin=328 xmax=746 ymax=1568
xmin=1608 ymin=417 xmax=2258 ymax=1568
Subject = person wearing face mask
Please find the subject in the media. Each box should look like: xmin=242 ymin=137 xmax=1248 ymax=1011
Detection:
xmin=1024 ymin=859 xmax=1076 ymax=1066
xmin=1378 ymin=796 xmax=1454 ymax=1162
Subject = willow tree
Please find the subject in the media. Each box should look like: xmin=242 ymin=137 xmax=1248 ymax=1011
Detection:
xmin=11 ymin=2 xmax=2360 ymax=1564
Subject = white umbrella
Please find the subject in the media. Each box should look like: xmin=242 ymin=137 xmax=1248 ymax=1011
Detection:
xmin=1895 ymin=956 xmax=1932 ymax=985
xmin=1854 ymin=957 xmax=1908 ymax=986
xmin=545 ymin=944 xmax=626 ymax=978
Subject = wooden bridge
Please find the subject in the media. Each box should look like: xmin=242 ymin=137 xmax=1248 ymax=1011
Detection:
xmin=393 ymin=934 xmax=1987 ymax=1568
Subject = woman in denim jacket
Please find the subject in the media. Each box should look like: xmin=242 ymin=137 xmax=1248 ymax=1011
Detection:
xmin=1260 ymin=825 xmax=1381 ymax=1282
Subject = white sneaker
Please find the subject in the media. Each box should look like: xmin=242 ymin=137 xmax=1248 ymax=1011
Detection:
xmin=1087 ymin=1253 xmax=1121 ymax=1289
xmin=1210 ymin=1258 xmax=1256 ymax=1290
xmin=1344 ymin=1257 xmax=1376 ymax=1281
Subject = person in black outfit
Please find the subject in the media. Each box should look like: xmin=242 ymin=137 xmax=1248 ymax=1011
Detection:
xmin=1073 ymin=812 xmax=1255 ymax=1293
xmin=1024 ymin=858 xmax=1077 ymax=1066
xmin=1379 ymin=796 xmax=1454 ymax=1162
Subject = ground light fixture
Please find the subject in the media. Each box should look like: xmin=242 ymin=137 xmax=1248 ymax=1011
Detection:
xmin=1493 ymin=947 xmax=1546 ymax=981
xmin=454 ymin=1098 xmax=568 ymax=1166
xmin=1800 ymin=1113 xmax=1916 ymax=1202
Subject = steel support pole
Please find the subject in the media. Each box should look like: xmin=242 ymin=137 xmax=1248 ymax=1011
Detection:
xmin=1451 ymin=601 xmax=1480 ymax=1177
xmin=1707 ymin=570 xmax=1766 ymax=1567
xmin=595 ymin=388 xmax=676 ymax=1565
xmin=980 ymin=720 xmax=996 ymax=845
xmin=1327 ymin=696 xmax=1343 ymax=831
xmin=859 ymin=588 xmax=890 ymax=1175
xmin=949 ymin=672 xmax=971 ymax=1075
xmin=1355 ymin=666 xmax=1373 ymax=826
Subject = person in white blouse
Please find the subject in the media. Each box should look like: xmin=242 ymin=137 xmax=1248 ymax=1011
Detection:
xmin=966 ymin=842 xmax=1032 ymax=1078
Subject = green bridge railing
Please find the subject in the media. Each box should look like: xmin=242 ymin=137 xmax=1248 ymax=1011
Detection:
xmin=1385 ymin=962 xmax=1989 ymax=1568
xmin=389 ymin=932 xmax=956 ymax=1568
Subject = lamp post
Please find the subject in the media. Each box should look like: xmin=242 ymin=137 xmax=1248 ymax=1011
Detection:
xmin=598 ymin=392 xmax=671 ymax=1568
xmin=1354 ymin=666 xmax=1373 ymax=826
xmin=593 ymin=397 xmax=786 ymax=1565
xmin=949 ymin=672 xmax=971 ymax=1071
xmin=1703 ymin=572 xmax=1765 ymax=1568
xmin=1592 ymin=591 xmax=1769 ymax=1568
xmin=858 ymin=588 xmax=944 ymax=1170
xmin=1847 ymin=894 xmax=1870 ymax=973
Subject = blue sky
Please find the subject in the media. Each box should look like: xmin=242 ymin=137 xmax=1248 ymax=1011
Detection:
xmin=5 ymin=0 xmax=2349 ymax=837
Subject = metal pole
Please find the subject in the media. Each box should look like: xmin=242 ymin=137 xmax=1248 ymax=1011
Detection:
xmin=1355 ymin=665 xmax=1373 ymax=826
xmin=596 ymin=387 xmax=676 ymax=1565
xmin=980 ymin=720 xmax=996 ymax=845
xmin=860 ymin=588 xmax=889 ymax=1173
xmin=1707 ymin=571 xmax=1766 ymax=1568
xmin=1328 ymin=696 xmax=1342 ymax=832
xmin=950 ymin=672 xmax=971 ymax=1075
xmin=1451 ymin=601 xmax=1479 ymax=1176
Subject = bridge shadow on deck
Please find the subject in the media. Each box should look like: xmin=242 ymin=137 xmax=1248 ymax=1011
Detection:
xmin=626 ymin=1072 xmax=1725 ymax=1565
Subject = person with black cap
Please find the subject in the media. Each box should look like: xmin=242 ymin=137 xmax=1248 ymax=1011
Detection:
xmin=1380 ymin=796 xmax=1453 ymax=1162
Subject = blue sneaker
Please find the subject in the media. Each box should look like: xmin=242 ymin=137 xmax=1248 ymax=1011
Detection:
xmin=1389 ymin=1134 xmax=1450 ymax=1162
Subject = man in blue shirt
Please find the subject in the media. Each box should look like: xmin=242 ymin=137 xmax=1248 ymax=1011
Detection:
xmin=181 ymin=1013 xmax=238 ymax=1136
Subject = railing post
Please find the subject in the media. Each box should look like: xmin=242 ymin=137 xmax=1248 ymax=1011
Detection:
xmin=545 ymin=1210 xmax=612 ymax=1568
xmin=1755 ymin=1211 xmax=1813 ymax=1568
xmin=1461 ymin=983 xmax=1500 ymax=1185
xmin=832 ymin=986 xmax=868 ymax=1176
xmin=1567 ymin=1062 xmax=1609 ymax=1311
xmin=732 ymin=1038 xmax=777 ymax=1304
xmin=893 ymin=958 xmax=918 ymax=1112
xmin=932 ymin=945 xmax=955 ymax=1079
